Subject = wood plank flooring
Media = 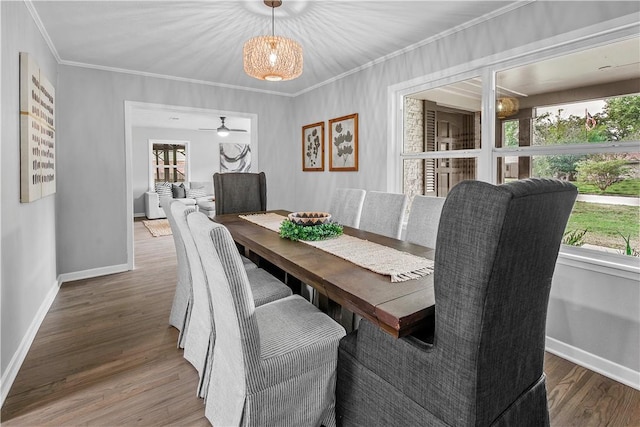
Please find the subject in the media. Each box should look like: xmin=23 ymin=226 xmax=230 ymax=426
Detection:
xmin=2 ymin=219 xmax=639 ymax=426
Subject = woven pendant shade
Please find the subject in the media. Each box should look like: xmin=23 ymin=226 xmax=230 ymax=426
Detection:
xmin=243 ymin=35 xmax=303 ymax=81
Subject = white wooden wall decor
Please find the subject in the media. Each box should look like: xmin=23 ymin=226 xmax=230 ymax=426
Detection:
xmin=20 ymin=52 xmax=56 ymax=202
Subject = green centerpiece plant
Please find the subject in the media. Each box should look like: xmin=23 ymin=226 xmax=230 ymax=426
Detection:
xmin=279 ymin=219 xmax=343 ymax=242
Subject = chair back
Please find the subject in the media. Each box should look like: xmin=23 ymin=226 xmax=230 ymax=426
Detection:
xmin=328 ymin=188 xmax=366 ymax=228
xmin=170 ymin=203 xmax=211 ymax=394
xmin=358 ymin=191 xmax=408 ymax=239
xmin=213 ymin=172 xmax=267 ymax=215
xmin=432 ymin=178 xmax=577 ymax=424
xmin=161 ymin=197 xmax=191 ymax=337
xmin=187 ymin=213 xmax=262 ymax=412
xmin=405 ymin=195 xmax=446 ymax=249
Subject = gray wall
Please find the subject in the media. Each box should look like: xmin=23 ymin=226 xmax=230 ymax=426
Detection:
xmin=55 ymin=66 xmax=293 ymax=275
xmin=1 ymin=0 xmax=58 ymax=380
xmin=131 ymin=126 xmax=251 ymax=215
xmin=288 ymin=1 xmax=640 ymax=212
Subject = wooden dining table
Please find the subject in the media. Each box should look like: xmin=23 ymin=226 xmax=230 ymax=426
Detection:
xmin=213 ymin=210 xmax=436 ymax=338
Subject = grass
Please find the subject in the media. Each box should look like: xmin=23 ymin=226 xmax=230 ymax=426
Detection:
xmin=573 ymin=178 xmax=640 ymax=197
xmin=565 ymin=201 xmax=639 ymax=252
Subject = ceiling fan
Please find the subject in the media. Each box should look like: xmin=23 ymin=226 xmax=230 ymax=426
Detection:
xmin=199 ymin=117 xmax=247 ymax=137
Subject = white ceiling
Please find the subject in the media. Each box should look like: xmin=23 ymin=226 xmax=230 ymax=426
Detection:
xmin=30 ymin=0 xmax=513 ymax=97
xmin=133 ymin=108 xmax=251 ymax=132
xmin=28 ymin=0 xmax=518 ymax=130
xmin=28 ymin=1 xmax=639 ymax=128
xmin=411 ymin=37 xmax=640 ymax=111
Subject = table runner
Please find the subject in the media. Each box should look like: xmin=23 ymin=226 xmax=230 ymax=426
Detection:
xmin=239 ymin=213 xmax=434 ymax=283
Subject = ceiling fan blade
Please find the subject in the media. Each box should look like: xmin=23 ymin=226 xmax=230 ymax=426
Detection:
xmin=228 ymin=128 xmax=247 ymax=132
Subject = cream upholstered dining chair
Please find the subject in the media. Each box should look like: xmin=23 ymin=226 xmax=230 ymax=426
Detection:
xmin=187 ymin=212 xmax=346 ymax=426
xmin=170 ymin=205 xmax=292 ymax=399
xmin=162 ymin=196 xmax=256 ymax=349
xmin=405 ymin=195 xmax=446 ymax=249
xmin=161 ymin=197 xmax=192 ymax=347
xmin=213 ymin=172 xmax=267 ymax=215
xmin=358 ymin=191 xmax=408 ymax=239
xmin=336 ymin=179 xmax=578 ymax=426
xmin=328 ymin=188 xmax=366 ymax=228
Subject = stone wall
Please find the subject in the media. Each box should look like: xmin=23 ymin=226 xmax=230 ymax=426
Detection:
xmin=403 ymin=97 xmax=425 ymax=204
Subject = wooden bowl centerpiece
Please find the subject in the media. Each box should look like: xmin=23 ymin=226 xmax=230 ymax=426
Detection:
xmin=287 ymin=212 xmax=332 ymax=226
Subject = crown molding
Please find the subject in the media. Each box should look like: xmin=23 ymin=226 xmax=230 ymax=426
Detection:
xmin=25 ymin=0 xmax=532 ymax=99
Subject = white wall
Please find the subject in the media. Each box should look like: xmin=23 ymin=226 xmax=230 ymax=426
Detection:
xmin=1 ymin=1 xmax=59 ymax=403
xmin=547 ymin=253 xmax=640 ymax=388
xmin=131 ymin=126 xmax=251 ymax=215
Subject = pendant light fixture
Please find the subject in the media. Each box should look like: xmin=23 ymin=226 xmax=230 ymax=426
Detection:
xmin=496 ymin=97 xmax=519 ymax=119
xmin=243 ymin=0 xmax=303 ymax=82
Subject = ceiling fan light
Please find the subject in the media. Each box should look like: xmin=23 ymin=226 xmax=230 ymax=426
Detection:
xmin=217 ymin=129 xmax=229 ymax=137
xmin=244 ymin=35 xmax=303 ymax=81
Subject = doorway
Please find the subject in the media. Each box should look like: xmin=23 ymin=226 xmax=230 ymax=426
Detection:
xmin=124 ymin=101 xmax=258 ymax=270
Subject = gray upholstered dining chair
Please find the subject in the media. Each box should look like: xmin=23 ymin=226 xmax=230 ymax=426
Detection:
xmin=405 ymin=195 xmax=446 ymax=249
xmin=187 ymin=212 xmax=346 ymax=426
xmin=161 ymin=197 xmax=192 ymax=348
xmin=358 ymin=191 xmax=408 ymax=239
xmin=213 ymin=172 xmax=267 ymax=215
xmin=170 ymin=205 xmax=292 ymax=399
xmin=336 ymin=178 xmax=577 ymax=426
xmin=328 ymin=188 xmax=367 ymax=228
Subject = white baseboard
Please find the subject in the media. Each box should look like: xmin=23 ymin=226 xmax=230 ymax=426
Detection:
xmin=134 ymin=212 xmax=146 ymax=218
xmin=57 ymin=263 xmax=130 ymax=284
xmin=546 ymin=336 xmax=640 ymax=391
xmin=1 ymin=279 xmax=60 ymax=407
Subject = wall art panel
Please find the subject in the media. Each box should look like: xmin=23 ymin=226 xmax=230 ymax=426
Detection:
xmin=19 ymin=52 xmax=56 ymax=202
xmin=220 ymin=143 xmax=251 ymax=172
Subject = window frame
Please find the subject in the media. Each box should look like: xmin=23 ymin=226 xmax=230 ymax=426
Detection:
xmin=390 ymin=25 xmax=639 ymax=273
xmin=147 ymin=139 xmax=191 ymax=191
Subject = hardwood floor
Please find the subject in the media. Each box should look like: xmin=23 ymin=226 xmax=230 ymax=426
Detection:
xmin=2 ymin=220 xmax=639 ymax=426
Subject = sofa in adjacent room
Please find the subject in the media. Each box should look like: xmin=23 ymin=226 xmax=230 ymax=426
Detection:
xmin=144 ymin=181 xmax=215 ymax=219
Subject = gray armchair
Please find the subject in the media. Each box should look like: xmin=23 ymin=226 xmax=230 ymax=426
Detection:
xmin=336 ymin=179 xmax=577 ymax=426
xmin=213 ymin=172 xmax=267 ymax=215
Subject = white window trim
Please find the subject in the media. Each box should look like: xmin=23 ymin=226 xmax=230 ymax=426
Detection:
xmin=389 ymin=18 xmax=640 ymax=274
xmin=148 ymin=139 xmax=191 ymax=191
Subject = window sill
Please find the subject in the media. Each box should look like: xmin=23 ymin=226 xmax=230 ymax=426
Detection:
xmin=558 ymin=244 xmax=640 ymax=281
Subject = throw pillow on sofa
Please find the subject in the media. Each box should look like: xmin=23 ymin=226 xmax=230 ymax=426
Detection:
xmin=172 ymin=183 xmax=186 ymax=198
xmin=155 ymin=182 xmax=172 ymax=199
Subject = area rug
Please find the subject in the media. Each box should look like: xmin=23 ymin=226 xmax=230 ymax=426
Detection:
xmin=142 ymin=219 xmax=172 ymax=237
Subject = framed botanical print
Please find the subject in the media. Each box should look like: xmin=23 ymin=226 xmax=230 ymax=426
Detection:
xmin=302 ymin=121 xmax=325 ymax=171
xmin=329 ymin=113 xmax=358 ymax=171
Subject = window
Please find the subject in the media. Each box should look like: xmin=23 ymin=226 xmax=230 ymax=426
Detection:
xmin=402 ymin=76 xmax=482 ymax=204
xmin=399 ymin=36 xmax=639 ymax=258
xmin=494 ymin=38 xmax=639 ymax=256
xmin=149 ymin=140 xmax=189 ymax=186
